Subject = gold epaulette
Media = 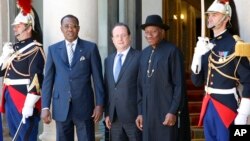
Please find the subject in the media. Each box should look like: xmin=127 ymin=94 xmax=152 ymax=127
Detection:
xmin=233 ymin=35 xmax=250 ymax=57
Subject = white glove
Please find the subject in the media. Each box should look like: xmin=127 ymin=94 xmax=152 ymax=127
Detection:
xmin=191 ymin=53 xmax=202 ymax=74
xmin=195 ymin=37 xmax=214 ymax=56
xmin=235 ymin=114 xmax=248 ymax=125
xmin=235 ymin=98 xmax=250 ymax=125
xmin=191 ymin=37 xmax=214 ymax=74
xmin=22 ymin=93 xmax=40 ymax=124
xmin=0 ymin=42 xmax=14 ymax=69
xmin=0 ymin=42 xmax=14 ymax=59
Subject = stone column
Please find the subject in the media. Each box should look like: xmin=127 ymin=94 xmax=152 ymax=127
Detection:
xmin=235 ymin=0 xmax=250 ymax=42
xmin=0 ymin=0 xmax=11 ymax=46
xmin=39 ymin=0 xmax=103 ymax=140
xmin=1 ymin=0 xmax=10 ymax=140
xmin=234 ymin=0 xmax=250 ymax=125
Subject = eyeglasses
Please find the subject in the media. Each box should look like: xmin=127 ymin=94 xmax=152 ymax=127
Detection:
xmin=62 ymin=24 xmax=79 ymax=29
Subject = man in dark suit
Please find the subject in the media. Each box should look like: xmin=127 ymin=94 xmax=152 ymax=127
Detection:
xmin=104 ymin=23 xmax=141 ymax=141
xmin=41 ymin=14 xmax=105 ymax=141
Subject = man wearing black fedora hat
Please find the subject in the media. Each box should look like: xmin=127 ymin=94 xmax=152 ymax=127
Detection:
xmin=136 ymin=14 xmax=186 ymax=141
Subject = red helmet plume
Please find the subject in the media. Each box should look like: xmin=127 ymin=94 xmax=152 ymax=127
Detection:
xmin=17 ymin=0 xmax=32 ymax=15
xmin=218 ymin=0 xmax=230 ymax=4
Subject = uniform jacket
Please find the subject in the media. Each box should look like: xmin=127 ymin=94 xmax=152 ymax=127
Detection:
xmin=137 ymin=40 xmax=184 ymax=141
xmin=42 ymin=38 xmax=105 ymax=122
xmin=191 ymin=31 xmax=250 ymax=128
xmin=104 ymin=47 xmax=140 ymax=123
xmin=0 ymin=38 xmax=45 ymax=114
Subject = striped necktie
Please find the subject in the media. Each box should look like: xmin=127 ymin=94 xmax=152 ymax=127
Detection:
xmin=68 ymin=43 xmax=74 ymax=66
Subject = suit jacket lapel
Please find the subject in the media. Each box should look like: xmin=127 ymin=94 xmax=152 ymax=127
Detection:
xmin=116 ymin=48 xmax=134 ymax=83
xmin=59 ymin=41 xmax=69 ymax=65
xmin=71 ymin=41 xmax=82 ymax=66
xmin=109 ymin=53 xmax=116 ymax=83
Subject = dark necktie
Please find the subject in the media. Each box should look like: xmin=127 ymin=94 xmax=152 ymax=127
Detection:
xmin=114 ymin=54 xmax=123 ymax=82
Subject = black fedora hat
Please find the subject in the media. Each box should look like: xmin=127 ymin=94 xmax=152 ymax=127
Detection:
xmin=141 ymin=15 xmax=170 ymax=30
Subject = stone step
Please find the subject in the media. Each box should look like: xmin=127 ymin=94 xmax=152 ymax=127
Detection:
xmin=187 ymin=90 xmax=204 ymax=102
xmin=189 ymin=113 xmax=200 ymax=126
xmin=185 ymin=72 xmax=191 ymax=80
xmin=191 ymin=139 xmax=205 ymax=141
xmin=186 ymin=79 xmax=204 ymax=90
xmin=186 ymin=72 xmax=205 ymax=140
xmin=188 ymin=101 xmax=202 ymax=113
xmin=191 ymin=126 xmax=205 ymax=139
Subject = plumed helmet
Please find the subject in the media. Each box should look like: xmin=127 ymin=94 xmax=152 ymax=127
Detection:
xmin=12 ymin=0 xmax=35 ymax=30
xmin=206 ymin=0 xmax=232 ymax=18
xmin=13 ymin=0 xmax=43 ymax=43
xmin=12 ymin=11 xmax=35 ymax=30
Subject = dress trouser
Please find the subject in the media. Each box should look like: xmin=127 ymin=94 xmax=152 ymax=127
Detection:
xmin=5 ymin=90 xmax=40 ymax=141
xmin=204 ymin=100 xmax=229 ymax=141
xmin=111 ymin=116 xmax=142 ymax=141
xmin=55 ymin=101 xmax=95 ymax=141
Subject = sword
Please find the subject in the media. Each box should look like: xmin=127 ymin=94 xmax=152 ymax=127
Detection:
xmin=196 ymin=0 xmax=206 ymax=73
xmin=12 ymin=117 xmax=25 ymax=141
xmin=201 ymin=0 xmax=205 ymax=37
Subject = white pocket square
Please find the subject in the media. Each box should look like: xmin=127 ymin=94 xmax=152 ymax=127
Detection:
xmin=80 ymin=56 xmax=85 ymax=61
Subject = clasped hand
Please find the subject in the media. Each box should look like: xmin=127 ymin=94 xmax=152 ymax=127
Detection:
xmin=194 ymin=37 xmax=214 ymax=56
xmin=22 ymin=106 xmax=34 ymax=124
xmin=2 ymin=42 xmax=14 ymax=57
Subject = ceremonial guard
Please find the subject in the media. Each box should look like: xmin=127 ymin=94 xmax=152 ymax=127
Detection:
xmin=191 ymin=0 xmax=250 ymax=141
xmin=0 ymin=0 xmax=45 ymax=140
